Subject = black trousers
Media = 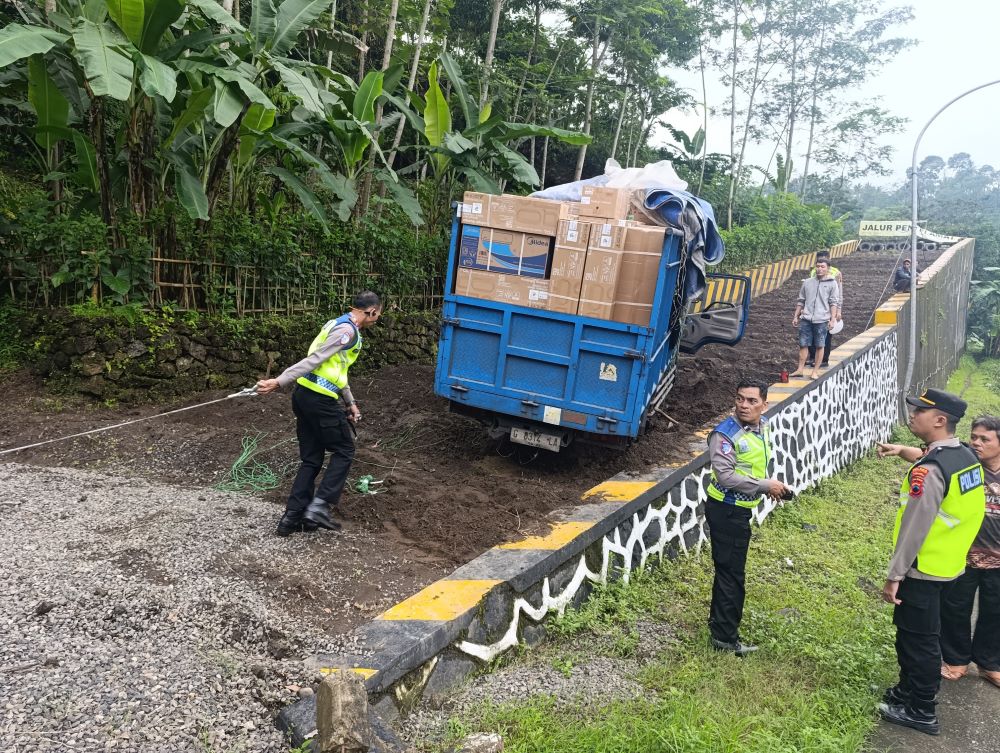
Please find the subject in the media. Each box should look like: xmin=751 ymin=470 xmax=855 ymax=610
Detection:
xmin=706 ymin=499 xmax=753 ymax=643
xmin=893 ymin=578 xmax=944 ymax=714
xmin=940 ymin=566 xmax=1000 ymax=672
xmin=285 ymin=386 xmax=356 ymax=518
xmin=808 ymin=334 xmax=834 ymax=365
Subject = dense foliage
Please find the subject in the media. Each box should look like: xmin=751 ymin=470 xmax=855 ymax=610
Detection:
xmin=719 ymin=192 xmax=843 ymax=271
xmin=0 ymin=0 xmax=914 ymax=313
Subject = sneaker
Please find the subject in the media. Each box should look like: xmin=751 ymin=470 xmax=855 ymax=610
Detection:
xmin=877 ymin=702 xmax=940 ymax=736
xmin=710 ymin=636 xmax=758 ymax=656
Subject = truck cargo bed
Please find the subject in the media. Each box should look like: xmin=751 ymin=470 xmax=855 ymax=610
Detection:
xmin=434 ymin=218 xmax=687 ymax=441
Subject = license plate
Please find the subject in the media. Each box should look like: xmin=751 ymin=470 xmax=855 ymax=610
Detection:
xmin=510 ymin=427 xmax=562 ymax=452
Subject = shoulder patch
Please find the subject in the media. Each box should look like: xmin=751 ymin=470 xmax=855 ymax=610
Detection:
xmin=909 ymin=466 xmax=929 ymax=498
xmin=720 ymin=439 xmax=733 ymax=456
xmin=339 ymin=332 xmax=352 ymax=345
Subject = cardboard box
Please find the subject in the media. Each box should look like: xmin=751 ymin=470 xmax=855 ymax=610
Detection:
xmin=616 ymin=251 xmax=660 ymax=306
xmin=579 ymin=186 xmax=633 ymax=220
xmin=556 ymin=219 xmax=591 ymax=252
xmin=559 ymin=202 xmax=581 ymax=220
xmin=588 ymin=220 xmax=630 ymax=251
xmin=461 ymin=192 xmax=562 ymax=235
xmin=547 ymin=220 xmax=591 ymax=314
xmin=610 ymin=226 xmax=667 ymax=326
xmin=578 ymin=248 xmax=623 ymax=320
xmin=454 ymin=267 xmax=550 ymax=309
xmin=458 ymin=225 xmax=553 ymax=278
xmin=578 ymin=225 xmax=667 ymax=322
xmin=621 ymin=224 xmax=667 ymax=255
xmin=612 ymin=302 xmax=654 ymax=327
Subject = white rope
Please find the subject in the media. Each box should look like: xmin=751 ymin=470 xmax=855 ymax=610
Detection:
xmin=0 ymin=386 xmax=258 ymax=457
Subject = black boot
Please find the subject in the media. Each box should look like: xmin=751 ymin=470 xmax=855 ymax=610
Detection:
xmin=710 ymin=636 xmax=758 ymax=656
xmin=881 ymin=685 xmax=909 ymax=706
xmin=276 ymin=513 xmax=304 ymax=537
xmin=303 ymin=497 xmax=341 ymax=530
xmin=878 ymin=702 xmax=940 ymax=736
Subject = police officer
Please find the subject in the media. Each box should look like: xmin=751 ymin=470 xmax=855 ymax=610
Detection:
xmin=255 ymin=291 xmax=383 ymax=536
xmin=706 ymin=380 xmax=792 ymax=655
xmin=879 ymin=388 xmax=985 ymax=735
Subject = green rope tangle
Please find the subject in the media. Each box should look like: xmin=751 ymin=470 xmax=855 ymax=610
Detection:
xmin=215 ymin=432 xmax=297 ymax=493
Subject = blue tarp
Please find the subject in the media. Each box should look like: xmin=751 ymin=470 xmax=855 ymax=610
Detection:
xmin=642 ymin=187 xmax=726 ymax=301
xmin=643 ymin=188 xmax=724 ymax=264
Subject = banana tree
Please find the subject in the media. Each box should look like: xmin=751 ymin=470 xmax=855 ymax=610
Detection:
xmin=0 ymin=0 xmax=368 ymax=232
xmin=395 ymin=52 xmax=591 ymax=231
xmin=232 ymin=66 xmax=423 ymax=228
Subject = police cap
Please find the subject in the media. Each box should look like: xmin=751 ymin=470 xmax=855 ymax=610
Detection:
xmin=905 ymin=388 xmax=967 ymax=420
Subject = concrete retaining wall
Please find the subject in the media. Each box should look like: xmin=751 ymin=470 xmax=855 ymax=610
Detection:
xmin=875 ymin=238 xmax=975 ymax=398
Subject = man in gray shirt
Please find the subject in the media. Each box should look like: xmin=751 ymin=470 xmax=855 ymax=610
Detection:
xmin=790 ymin=260 xmax=841 ymax=380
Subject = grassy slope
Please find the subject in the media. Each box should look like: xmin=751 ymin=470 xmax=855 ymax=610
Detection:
xmin=435 ymin=357 xmax=1000 ymax=753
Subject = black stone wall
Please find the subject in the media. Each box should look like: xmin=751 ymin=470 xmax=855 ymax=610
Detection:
xmin=22 ymin=308 xmax=441 ymax=401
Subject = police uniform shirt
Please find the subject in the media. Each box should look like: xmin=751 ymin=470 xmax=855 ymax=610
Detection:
xmin=275 ymin=320 xmax=358 ymax=404
xmin=708 ymin=424 xmax=769 ymax=498
xmin=887 ymin=436 xmax=961 ymax=583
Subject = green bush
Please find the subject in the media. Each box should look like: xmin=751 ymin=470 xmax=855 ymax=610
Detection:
xmin=719 ymin=192 xmax=844 ymax=271
xmin=1 ymin=181 xmax=448 ymax=314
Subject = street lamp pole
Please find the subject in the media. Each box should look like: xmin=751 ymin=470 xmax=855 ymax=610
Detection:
xmin=901 ymin=78 xmax=1000 ymax=410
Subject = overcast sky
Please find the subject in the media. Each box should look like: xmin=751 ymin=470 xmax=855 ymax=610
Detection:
xmin=662 ymin=0 xmax=1000 ymax=185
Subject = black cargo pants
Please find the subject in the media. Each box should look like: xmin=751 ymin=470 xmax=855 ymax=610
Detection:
xmin=893 ymin=577 xmax=944 ymax=714
xmin=284 ymin=385 xmax=356 ymax=519
xmin=706 ymin=499 xmax=753 ymax=644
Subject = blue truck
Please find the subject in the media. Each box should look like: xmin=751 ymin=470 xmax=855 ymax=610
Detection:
xmin=433 ymin=213 xmax=751 ymax=451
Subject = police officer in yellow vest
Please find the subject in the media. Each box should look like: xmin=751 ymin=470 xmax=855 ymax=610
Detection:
xmin=256 ymin=292 xmax=383 ymax=536
xmin=706 ymin=380 xmax=792 ymax=656
xmin=879 ymin=388 xmax=985 ymax=736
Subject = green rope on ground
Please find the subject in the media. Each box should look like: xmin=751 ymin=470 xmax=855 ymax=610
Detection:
xmin=215 ymin=432 xmax=297 ymax=493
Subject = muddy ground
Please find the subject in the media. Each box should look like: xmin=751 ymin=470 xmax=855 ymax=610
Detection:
xmin=0 ymin=251 xmax=914 ymax=636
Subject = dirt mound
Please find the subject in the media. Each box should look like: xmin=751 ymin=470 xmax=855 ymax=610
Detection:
xmin=0 ymin=251 xmax=920 ymax=632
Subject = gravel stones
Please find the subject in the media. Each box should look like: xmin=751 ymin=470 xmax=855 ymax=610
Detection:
xmin=0 ymin=462 xmax=400 ymax=753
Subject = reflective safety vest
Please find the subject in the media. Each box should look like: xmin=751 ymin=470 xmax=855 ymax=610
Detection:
xmin=707 ymin=416 xmax=771 ymax=508
xmin=296 ymin=313 xmax=362 ymax=399
xmin=893 ymin=444 xmax=986 ymax=578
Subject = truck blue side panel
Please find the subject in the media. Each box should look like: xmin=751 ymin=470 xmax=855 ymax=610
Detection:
xmin=434 ymin=215 xmax=685 ymax=439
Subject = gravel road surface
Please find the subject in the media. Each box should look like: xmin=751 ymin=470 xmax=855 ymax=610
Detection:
xmin=0 ymin=462 xmax=408 ymax=753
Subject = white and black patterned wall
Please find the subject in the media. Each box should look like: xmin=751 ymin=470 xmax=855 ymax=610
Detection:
xmin=457 ymin=331 xmax=898 ymax=662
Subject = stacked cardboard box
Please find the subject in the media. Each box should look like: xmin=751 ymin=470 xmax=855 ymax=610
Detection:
xmin=456 ymin=189 xmax=665 ymax=326
xmin=578 ymin=224 xmax=666 ymax=325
